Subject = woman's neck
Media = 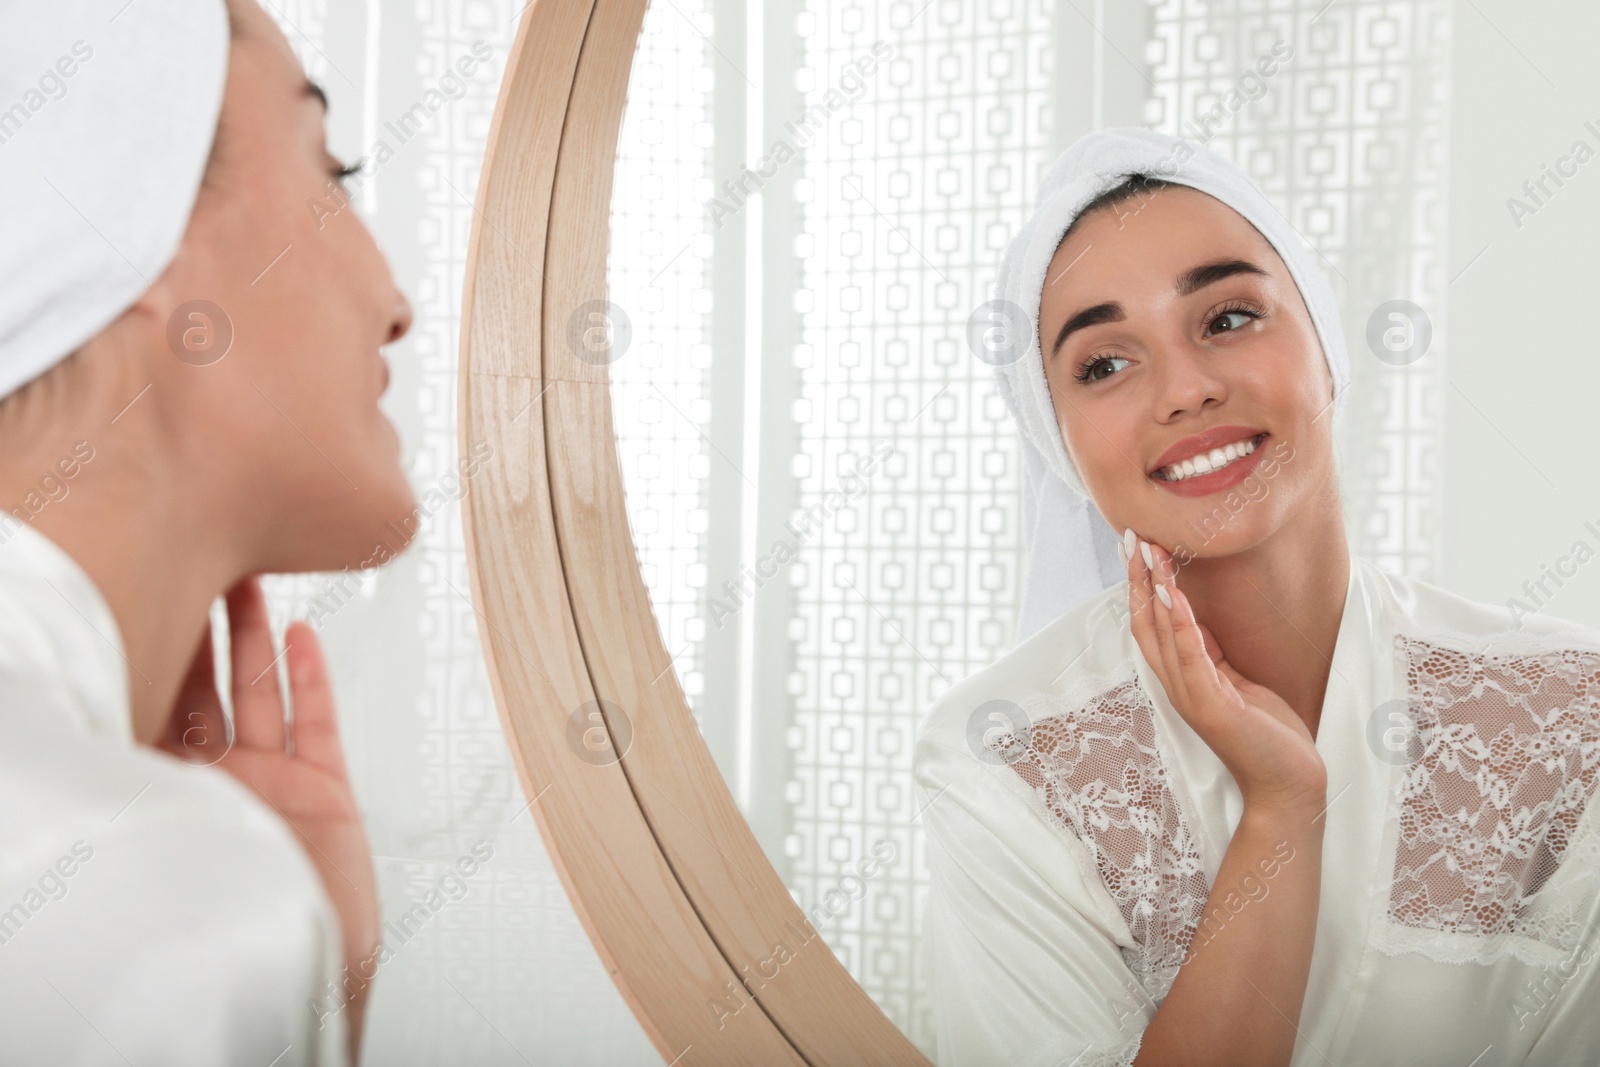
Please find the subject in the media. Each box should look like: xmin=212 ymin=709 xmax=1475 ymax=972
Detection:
xmin=1172 ymin=477 xmax=1352 ymax=740
xmin=26 ymin=476 xmax=238 ymax=747
xmin=0 ymin=356 xmax=248 ymax=748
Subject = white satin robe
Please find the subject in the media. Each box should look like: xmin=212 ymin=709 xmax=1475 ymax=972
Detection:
xmin=0 ymin=521 xmax=348 ymax=1065
xmin=915 ymin=555 xmax=1600 ymax=1066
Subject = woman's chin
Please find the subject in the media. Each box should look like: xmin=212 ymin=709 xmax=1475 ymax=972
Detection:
xmin=362 ymin=476 xmax=423 ymax=551
xmin=307 ymin=471 xmax=421 ymax=572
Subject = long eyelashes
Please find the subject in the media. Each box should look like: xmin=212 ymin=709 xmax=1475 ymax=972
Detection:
xmin=1073 ymin=352 xmax=1129 ymax=385
xmin=1204 ymin=298 xmax=1266 ymax=335
xmin=1070 ymin=299 xmax=1268 ymax=384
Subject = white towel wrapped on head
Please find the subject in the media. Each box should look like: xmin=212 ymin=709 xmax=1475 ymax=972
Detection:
xmin=0 ymin=0 xmax=229 ymax=400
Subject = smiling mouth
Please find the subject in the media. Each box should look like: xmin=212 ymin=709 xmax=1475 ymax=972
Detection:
xmin=1152 ymin=432 xmax=1267 ymax=483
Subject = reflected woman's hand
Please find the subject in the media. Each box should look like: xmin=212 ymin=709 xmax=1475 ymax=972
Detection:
xmin=1123 ymin=533 xmax=1328 ymax=815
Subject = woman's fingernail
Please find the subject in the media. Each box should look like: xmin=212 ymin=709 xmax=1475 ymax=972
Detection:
xmin=1117 ymin=541 xmax=1128 ymax=565
xmin=1123 ymin=527 xmax=1137 ymax=557
xmin=1155 ymin=582 xmax=1172 ymax=609
xmin=1140 ymin=540 xmax=1153 ymax=569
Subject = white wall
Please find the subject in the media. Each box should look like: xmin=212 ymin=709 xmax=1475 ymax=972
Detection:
xmin=1442 ymin=0 xmax=1600 ymax=628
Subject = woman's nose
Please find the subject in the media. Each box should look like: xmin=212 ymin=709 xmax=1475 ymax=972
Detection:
xmin=1155 ymin=345 xmax=1225 ymax=419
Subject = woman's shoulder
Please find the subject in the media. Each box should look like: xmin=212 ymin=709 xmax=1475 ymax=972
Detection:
xmin=0 ymin=719 xmax=347 ymax=1060
xmin=914 ymin=579 xmax=1136 ymax=777
xmin=1356 ymin=554 xmax=1600 ymax=656
xmin=0 ymin=713 xmax=326 ymax=909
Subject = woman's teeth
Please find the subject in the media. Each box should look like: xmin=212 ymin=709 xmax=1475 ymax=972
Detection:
xmin=1156 ymin=434 xmax=1261 ymax=482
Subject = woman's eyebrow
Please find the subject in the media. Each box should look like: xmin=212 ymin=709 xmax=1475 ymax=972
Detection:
xmin=1175 ymin=257 xmax=1268 ymax=296
xmin=1049 ymin=302 xmax=1123 ymax=359
xmin=1048 ymin=257 xmax=1269 ymax=359
xmin=303 ymin=79 xmax=329 ymax=112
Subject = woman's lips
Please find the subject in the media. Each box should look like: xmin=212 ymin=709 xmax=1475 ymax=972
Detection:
xmin=1149 ymin=432 xmax=1268 ymax=498
xmin=1148 ymin=423 xmax=1265 ymax=472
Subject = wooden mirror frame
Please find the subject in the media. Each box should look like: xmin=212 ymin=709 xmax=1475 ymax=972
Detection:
xmin=457 ymin=1 xmax=931 ymax=1063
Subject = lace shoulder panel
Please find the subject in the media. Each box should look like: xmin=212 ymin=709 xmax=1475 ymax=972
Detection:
xmin=988 ymin=675 xmax=1209 ymax=1001
xmin=1379 ymin=625 xmax=1600 ymax=964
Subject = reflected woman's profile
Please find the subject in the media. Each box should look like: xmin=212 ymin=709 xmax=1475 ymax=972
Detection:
xmin=915 ymin=127 xmax=1600 ymax=1066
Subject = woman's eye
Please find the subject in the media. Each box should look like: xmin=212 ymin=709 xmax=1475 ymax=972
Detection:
xmin=1207 ymin=308 xmax=1259 ymax=335
xmin=333 ymin=156 xmax=367 ymax=183
xmin=1075 ymin=354 xmax=1130 ymax=384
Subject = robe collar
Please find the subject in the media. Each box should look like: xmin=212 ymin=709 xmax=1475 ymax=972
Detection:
xmin=0 ymin=519 xmax=132 ymax=745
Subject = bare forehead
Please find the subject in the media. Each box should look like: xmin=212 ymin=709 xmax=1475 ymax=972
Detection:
xmin=228 ymin=0 xmax=307 ymax=79
xmin=1044 ymin=187 xmax=1282 ymax=298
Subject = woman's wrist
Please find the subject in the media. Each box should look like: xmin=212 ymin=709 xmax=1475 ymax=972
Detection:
xmin=1238 ymin=795 xmax=1329 ymax=842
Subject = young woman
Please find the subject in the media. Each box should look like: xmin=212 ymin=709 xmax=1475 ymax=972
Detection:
xmin=916 ymin=128 xmax=1600 ymax=1066
xmin=0 ymin=1 xmax=411 ymax=1063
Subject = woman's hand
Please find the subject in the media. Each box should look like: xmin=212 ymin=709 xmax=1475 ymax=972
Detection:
xmin=1122 ymin=532 xmax=1327 ymax=814
xmin=156 ymin=576 xmax=377 ymax=1064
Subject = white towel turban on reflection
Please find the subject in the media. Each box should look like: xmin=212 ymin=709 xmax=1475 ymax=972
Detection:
xmin=989 ymin=126 xmax=1351 ymax=641
xmin=0 ymin=0 xmax=229 ymax=401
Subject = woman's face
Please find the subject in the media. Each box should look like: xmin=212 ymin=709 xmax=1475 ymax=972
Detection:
xmin=149 ymin=0 xmax=415 ymax=572
xmin=1037 ymin=185 xmax=1337 ymax=564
